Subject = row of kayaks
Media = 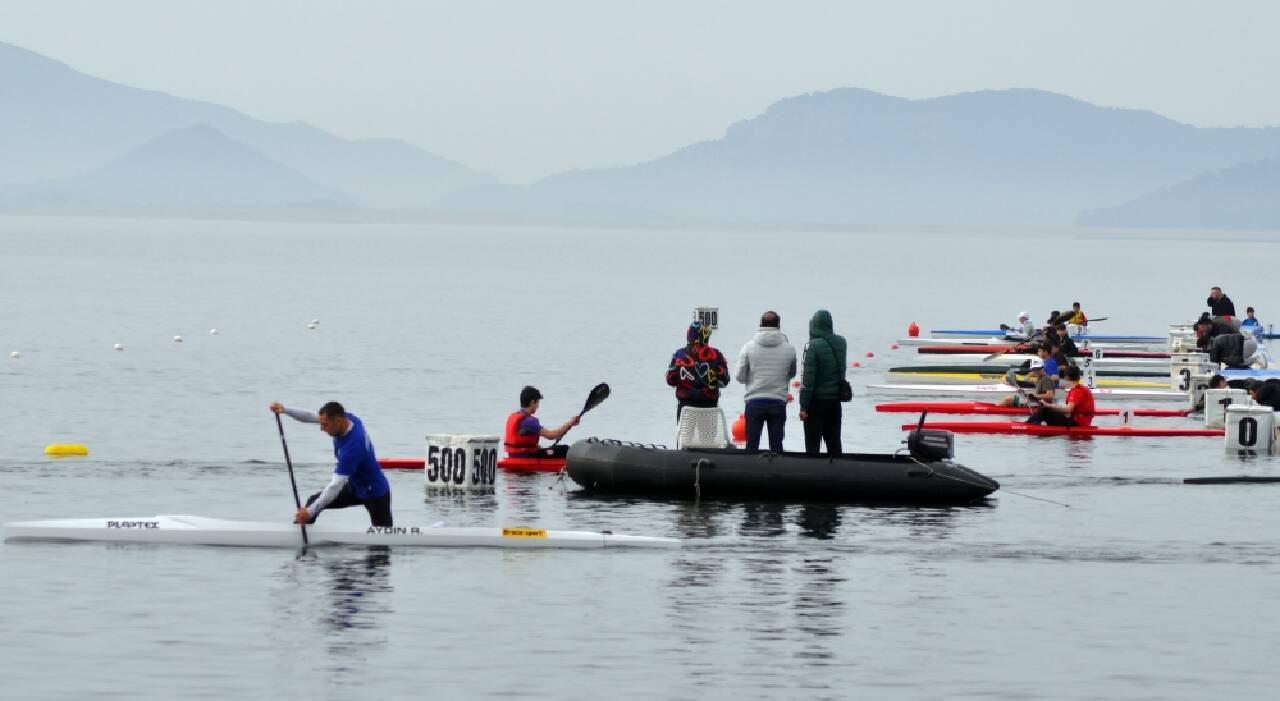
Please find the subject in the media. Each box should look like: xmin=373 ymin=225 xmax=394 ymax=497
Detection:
xmin=930 ymin=329 xmax=1165 ymax=343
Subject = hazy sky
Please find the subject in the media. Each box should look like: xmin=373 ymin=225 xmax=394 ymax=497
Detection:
xmin=4 ymin=0 xmax=1279 ymax=182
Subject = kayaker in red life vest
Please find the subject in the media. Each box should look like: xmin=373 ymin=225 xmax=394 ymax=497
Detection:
xmin=1026 ymin=365 xmax=1095 ymax=427
xmin=503 ymin=386 xmax=579 ymax=458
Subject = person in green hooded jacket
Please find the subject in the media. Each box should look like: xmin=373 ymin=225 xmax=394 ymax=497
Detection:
xmin=798 ymin=309 xmax=847 ymax=455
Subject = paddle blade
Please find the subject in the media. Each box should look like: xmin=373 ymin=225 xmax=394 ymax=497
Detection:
xmin=580 ymin=382 xmax=611 ymax=415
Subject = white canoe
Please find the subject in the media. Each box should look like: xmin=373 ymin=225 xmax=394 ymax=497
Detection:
xmin=907 ymin=353 xmax=1170 ymax=370
xmin=883 ymin=372 xmax=1170 ymax=389
xmin=865 ymin=383 xmax=1189 ymax=403
xmin=896 ymin=337 xmax=1167 ymax=352
xmin=2 ymin=514 xmax=679 ymax=549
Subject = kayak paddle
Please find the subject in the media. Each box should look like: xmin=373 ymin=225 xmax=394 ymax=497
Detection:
xmin=551 ymin=382 xmax=611 ymax=447
xmin=983 ymin=329 xmax=1044 ymax=362
xmin=274 ymin=412 xmax=309 ymax=546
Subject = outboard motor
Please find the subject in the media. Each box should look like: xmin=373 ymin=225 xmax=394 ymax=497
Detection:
xmin=905 ymin=410 xmax=955 ymax=461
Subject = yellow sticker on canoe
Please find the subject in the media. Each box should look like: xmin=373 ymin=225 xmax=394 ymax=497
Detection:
xmin=502 ymin=527 xmax=547 ymax=538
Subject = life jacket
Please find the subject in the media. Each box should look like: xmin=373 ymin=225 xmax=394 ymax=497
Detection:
xmin=503 ymin=410 xmax=540 ymax=455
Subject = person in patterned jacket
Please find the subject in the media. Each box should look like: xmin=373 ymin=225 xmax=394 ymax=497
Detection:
xmin=666 ymin=321 xmax=731 ymax=421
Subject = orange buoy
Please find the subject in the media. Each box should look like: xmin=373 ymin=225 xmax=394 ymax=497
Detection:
xmin=731 ymin=413 xmax=746 ymax=443
xmin=890 ymin=343 xmax=899 ymax=350
xmin=908 ymin=322 xmax=920 ymax=337
xmin=865 ymin=351 xmax=874 ymax=358
xmin=852 ymin=361 xmax=861 ymax=367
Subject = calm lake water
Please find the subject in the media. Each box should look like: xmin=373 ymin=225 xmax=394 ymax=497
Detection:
xmin=2 ymin=215 xmax=1279 ymax=700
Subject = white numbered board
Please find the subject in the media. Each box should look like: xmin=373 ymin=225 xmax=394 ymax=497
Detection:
xmin=1080 ymin=356 xmax=1098 ymax=389
xmin=424 ymin=434 xmax=499 ymax=490
xmin=1224 ymin=406 xmax=1276 ymax=457
xmin=1187 ymin=373 xmax=1213 ymax=410
xmin=1171 ymin=360 xmax=1215 ymax=392
xmin=1204 ymin=388 xmax=1249 ymax=429
xmin=692 ymin=306 xmax=719 ymax=330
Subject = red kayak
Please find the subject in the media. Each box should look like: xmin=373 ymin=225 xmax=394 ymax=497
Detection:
xmin=379 ymin=457 xmax=425 ymax=470
xmin=378 ymin=456 xmax=566 ymax=472
xmin=876 ymin=401 xmax=1189 ymax=417
xmin=899 ymin=421 xmax=1222 ymax=437
xmin=917 ymin=345 xmax=1169 ymax=358
xmin=496 ymin=456 xmax=566 ymax=473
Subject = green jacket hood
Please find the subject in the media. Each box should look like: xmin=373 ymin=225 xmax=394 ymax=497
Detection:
xmin=809 ymin=310 xmax=834 ymax=339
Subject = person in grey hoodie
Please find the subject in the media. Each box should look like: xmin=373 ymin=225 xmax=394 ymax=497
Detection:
xmin=734 ymin=311 xmax=798 ymax=452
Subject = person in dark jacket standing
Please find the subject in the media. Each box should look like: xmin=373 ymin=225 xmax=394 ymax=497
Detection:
xmin=666 ymin=321 xmax=730 ymax=421
xmin=1207 ymin=286 xmax=1236 ymax=320
xmin=798 ymin=310 xmax=847 ymax=455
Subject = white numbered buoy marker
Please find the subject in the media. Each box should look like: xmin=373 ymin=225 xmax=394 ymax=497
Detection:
xmin=9 ymin=351 xmax=19 ymax=359
xmin=1225 ymin=405 xmax=1276 ymax=457
xmin=113 ymin=343 xmax=124 ymax=352
xmin=173 ymin=336 xmax=183 ymax=343
xmin=424 ymin=435 xmax=499 ymax=491
xmin=1119 ymin=409 xmax=1133 ymax=426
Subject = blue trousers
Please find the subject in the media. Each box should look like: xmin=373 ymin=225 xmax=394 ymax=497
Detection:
xmin=745 ymin=399 xmax=787 ymax=453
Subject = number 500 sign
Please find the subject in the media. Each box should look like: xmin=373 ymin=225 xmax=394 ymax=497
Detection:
xmin=424 ymin=435 xmax=499 ymax=490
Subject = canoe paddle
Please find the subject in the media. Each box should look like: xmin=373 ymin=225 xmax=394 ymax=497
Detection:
xmin=550 ymin=382 xmax=611 ymax=447
xmin=274 ymin=412 xmax=309 ymax=546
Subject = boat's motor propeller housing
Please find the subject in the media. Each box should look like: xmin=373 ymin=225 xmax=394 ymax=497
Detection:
xmin=907 ymin=429 xmax=955 ymax=461
xmin=905 ymin=410 xmax=955 ymax=461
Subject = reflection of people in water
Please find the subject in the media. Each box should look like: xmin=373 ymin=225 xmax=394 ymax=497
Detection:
xmin=739 ymin=503 xmax=787 ymax=537
xmin=324 ymin=546 xmax=393 ymax=632
xmin=796 ymin=504 xmax=841 ymax=540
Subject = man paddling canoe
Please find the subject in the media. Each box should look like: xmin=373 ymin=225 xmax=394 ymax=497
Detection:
xmin=1026 ymin=365 xmax=1095 ymax=427
xmin=270 ymin=401 xmax=392 ymax=527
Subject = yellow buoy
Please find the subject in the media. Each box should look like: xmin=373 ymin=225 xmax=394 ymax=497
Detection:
xmin=45 ymin=444 xmax=89 ymax=457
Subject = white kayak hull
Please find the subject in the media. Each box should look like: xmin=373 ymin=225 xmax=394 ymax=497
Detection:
xmin=907 ymin=353 xmax=1170 ymax=370
xmin=896 ymin=337 xmax=1166 ymax=352
xmin=883 ymin=372 xmax=1168 ymax=389
xmin=865 ymin=383 xmax=1188 ymax=402
xmin=2 ymin=514 xmax=679 ymax=549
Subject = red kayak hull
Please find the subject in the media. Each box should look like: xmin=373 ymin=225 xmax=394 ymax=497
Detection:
xmin=497 ymin=456 xmax=566 ymax=473
xmin=900 ymin=421 xmax=1222 ymax=437
xmin=379 ymin=457 xmax=425 ymax=470
xmin=917 ymin=345 xmax=1169 ymax=358
xmin=378 ymin=456 xmax=566 ymax=472
xmin=876 ymin=402 xmax=1189 ymax=417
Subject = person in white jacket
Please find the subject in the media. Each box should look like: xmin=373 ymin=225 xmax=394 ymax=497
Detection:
xmin=735 ymin=311 xmax=798 ymax=452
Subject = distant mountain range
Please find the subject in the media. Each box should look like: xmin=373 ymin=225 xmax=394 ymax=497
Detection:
xmin=0 ymin=41 xmax=492 ymax=211
xmin=30 ymin=124 xmax=353 ymax=209
xmin=2 ymin=39 xmax=1278 ymax=228
xmin=437 ymin=88 xmax=1280 ymax=228
xmin=1079 ymin=157 xmax=1280 ymax=228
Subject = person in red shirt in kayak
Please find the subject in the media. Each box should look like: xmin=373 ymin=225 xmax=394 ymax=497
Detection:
xmin=503 ymin=386 xmax=579 ymax=458
xmin=1026 ymin=365 xmax=1095 ymax=427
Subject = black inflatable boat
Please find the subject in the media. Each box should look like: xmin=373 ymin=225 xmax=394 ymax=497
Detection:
xmin=565 ymin=433 xmax=999 ymax=504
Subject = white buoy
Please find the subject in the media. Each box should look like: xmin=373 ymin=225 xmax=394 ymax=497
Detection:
xmin=9 ymin=351 xmax=19 ymax=359
xmin=173 ymin=335 xmax=184 ymax=343
xmin=113 ymin=343 xmax=124 ymax=352
xmin=306 ymin=323 xmax=317 ymax=330
xmin=209 ymin=329 xmax=218 ymax=335
xmin=311 ymin=319 xmax=319 ymax=325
